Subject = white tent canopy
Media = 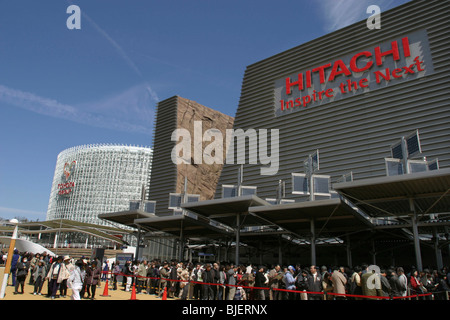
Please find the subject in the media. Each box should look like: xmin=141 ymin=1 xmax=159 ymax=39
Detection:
xmin=0 ymin=237 xmax=56 ymax=257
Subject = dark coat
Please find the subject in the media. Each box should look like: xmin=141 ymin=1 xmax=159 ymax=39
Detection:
xmin=10 ymin=250 xmax=20 ymax=271
xmin=255 ymin=271 xmax=266 ymax=288
xmin=16 ymin=261 xmax=29 ymax=278
xmin=388 ymin=274 xmax=406 ymax=297
xmin=307 ymin=272 xmax=323 ymax=292
xmin=203 ymin=268 xmax=215 ymax=284
xmin=85 ymin=266 xmax=101 ymax=286
xmin=380 ymin=275 xmax=391 ymax=296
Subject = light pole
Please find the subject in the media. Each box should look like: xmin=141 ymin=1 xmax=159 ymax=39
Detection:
xmin=0 ymin=219 xmax=19 ymax=299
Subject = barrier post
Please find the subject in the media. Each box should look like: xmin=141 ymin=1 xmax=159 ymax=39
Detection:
xmin=100 ymin=279 xmax=111 ymax=297
xmin=162 ymin=287 xmax=167 ymax=300
xmin=129 ymin=282 xmax=138 ymax=300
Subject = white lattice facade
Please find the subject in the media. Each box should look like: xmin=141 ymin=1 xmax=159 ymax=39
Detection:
xmin=46 ymin=144 xmax=152 ymax=227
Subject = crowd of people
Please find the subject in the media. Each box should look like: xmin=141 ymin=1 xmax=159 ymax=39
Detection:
xmin=1 ymin=249 xmax=104 ymax=300
xmin=108 ymin=258 xmax=450 ymax=301
xmin=2 ymin=249 xmax=450 ymax=300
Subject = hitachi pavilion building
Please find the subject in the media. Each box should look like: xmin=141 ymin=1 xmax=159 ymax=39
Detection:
xmin=101 ymin=0 xmax=449 ymax=270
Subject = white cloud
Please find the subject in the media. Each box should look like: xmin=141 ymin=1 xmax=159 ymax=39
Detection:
xmin=0 ymin=84 xmax=77 ymax=118
xmin=0 ymin=83 xmax=155 ymax=135
xmin=76 ymin=83 xmax=156 ymax=134
xmin=318 ymin=0 xmax=397 ymax=32
xmin=79 ymin=6 xmax=160 ymax=102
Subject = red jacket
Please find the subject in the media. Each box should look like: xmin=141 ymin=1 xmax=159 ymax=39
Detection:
xmin=410 ymin=276 xmax=421 ymax=290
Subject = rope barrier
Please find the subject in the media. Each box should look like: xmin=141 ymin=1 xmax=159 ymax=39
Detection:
xmin=99 ymin=270 xmax=442 ymax=300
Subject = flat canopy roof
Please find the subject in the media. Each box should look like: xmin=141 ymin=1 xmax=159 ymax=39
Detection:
xmin=181 ymin=195 xmax=272 ymax=227
xmin=332 ymin=168 xmax=450 ymax=219
xmin=98 ymin=210 xmax=157 ymax=227
xmin=134 ymin=214 xmax=233 ymax=238
xmin=249 ymin=198 xmax=374 ymax=238
xmin=17 ymin=219 xmax=128 ymax=244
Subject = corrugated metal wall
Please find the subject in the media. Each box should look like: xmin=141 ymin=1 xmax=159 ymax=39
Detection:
xmin=149 ymin=96 xmax=179 ymax=216
xmin=216 ymin=0 xmax=450 ymax=201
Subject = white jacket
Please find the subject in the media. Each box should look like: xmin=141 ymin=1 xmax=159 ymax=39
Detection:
xmin=68 ymin=266 xmax=85 ymax=290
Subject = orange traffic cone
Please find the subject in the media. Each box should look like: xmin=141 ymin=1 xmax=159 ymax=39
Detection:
xmin=162 ymin=287 xmax=167 ymax=300
xmin=100 ymin=279 xmax=111 ymax=297
xmin=129 ymin=282 xmax=138 ymax=300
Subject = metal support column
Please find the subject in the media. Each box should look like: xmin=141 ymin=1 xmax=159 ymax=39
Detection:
xmin=346 ymin=235 xmax=352 ymax=268
xmin=278 ymin=236 xmax=282 ymax=266
xmin=179 ymin=220 xmax=184 ymax=261
xmin=410 ymin=199 xmax=423 ymax=271
xmin=433 ymin=227 xmax=443 ymax=270
xmin=135 ymin=225 xmax=141 ymax=261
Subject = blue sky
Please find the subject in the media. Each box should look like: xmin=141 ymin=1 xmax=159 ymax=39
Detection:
xmin=0 ymin=0 xmax=411 ymax=221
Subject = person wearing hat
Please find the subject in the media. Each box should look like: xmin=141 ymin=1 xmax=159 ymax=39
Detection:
xmin=283 ymin=266 xmax=296 ymax=300
xmin=59 ymin=256 xmax=73 ymax=298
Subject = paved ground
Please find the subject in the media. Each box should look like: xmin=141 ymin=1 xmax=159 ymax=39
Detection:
xmin=0 ymin=267 xmax=175 ymax=301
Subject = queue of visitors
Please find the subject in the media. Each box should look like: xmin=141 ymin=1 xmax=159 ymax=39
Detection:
xmin=2 ymin=249 xmax=450 ymax=300
xmin=109 ymin=258 xmax=450 ymax=300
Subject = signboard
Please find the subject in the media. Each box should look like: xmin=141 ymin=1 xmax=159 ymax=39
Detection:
xmin=274 ymin=29 xmax=434 ymax=117
xmin=58 ymin=160 xmax=76 ymax=196
xmin=115 ymin=253 xmax=134 ymax=282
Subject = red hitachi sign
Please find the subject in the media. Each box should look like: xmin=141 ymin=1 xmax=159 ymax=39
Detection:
xmin=274 ymin=29 xmax=434 ymax=116
xmin=285 ymin=37 xmax=413 ymax=95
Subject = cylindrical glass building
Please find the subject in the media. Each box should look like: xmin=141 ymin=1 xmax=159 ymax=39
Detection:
xmin=46 ymin=144 xmax=152 ymax=227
